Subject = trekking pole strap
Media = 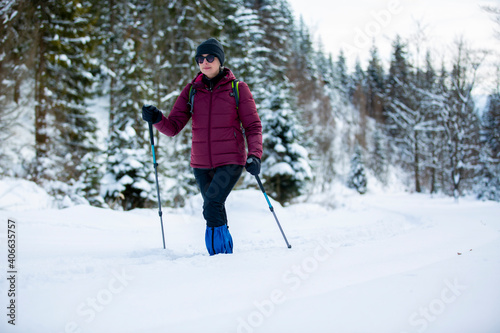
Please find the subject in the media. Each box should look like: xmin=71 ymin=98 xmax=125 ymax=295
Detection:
xmin=148 ymin=122 xmax=155 ymax=148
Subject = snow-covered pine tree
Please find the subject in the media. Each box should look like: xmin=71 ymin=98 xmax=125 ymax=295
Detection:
xmin=348 ymin=144 xmax=367 ymax=194
xmin=260 ymin=84 xmax=311 ymax=203
xmin=477 ymin=92 xmax=500 ymax=201
xmin=366 ymin=44 xmax=385 ymax=121
xmin=102 ymin=0 xmax=154 ymax=210
xmin=289 ymin=16 xmax=317 ymax=87
xmin=213 ymin=0 xmax=246 ymax=67
xmin=351 ymin=59 xmax=368 ymax=123
xmin=476 ymin=149 xmax=500 ymax=201
xmin=334 ymin=49 xmax=351 ymax=99
xmin=483 ymin=92 xmax=500 ymax=165
xmin=248 ymin=0 xmax=311 ymax=204
xmin=361 ymin=44 xmax=389 ymax=185
xmin=0 ymin=0 xmax=32 ymax=174
xmin=369 ymin=125 xmax=388 ymax=185
xmin=29 ymin=0 xmax=101 ymax=205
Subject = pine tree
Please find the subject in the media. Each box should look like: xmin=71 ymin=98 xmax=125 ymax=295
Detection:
xmin=260 ymin=84 xmax=311 ymax=204
xmin=477 ymin=92 xmax=500 ymax=201
xmin=334 ymin=50 xmax=350 ymax=98
xmin=0 ymin=0 xmax=33 ymax=107
xmin=348 ymin=145 xmax=367 ymax=194
xmin=476 ymin=150 xmax=500 ymax=201
xmin=483 ymin=92 xmax=500 ymax=163
xmin=244 ymin=0 xmax=311 ymax=203
xmin=366 ymin=44 xmax=385 ymax=121
xmin=100 ymin=0 xmax=155 ymax=210
xmin=351 ymin=59 xmax=368 ymax=118
xmin=0 ymin=0 xmax=33 ymax=174
xmin=30 ymin=0 xmax=101 ymax=205
xmin=214 ymin=0 xmax=244 ymax=67
xmin=369 ymin=125 xmax=388 ymax=184
xmin=288 ymin=15 xmax=319 ymax=112
xmin=221 ymin=0 xmax=262 ymax=86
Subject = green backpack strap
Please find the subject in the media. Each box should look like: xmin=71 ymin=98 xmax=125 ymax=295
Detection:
xmin=231 ymin=79 xmax=240 ymax=109
xmin=188 ymin=84 xmax=196 ymax=114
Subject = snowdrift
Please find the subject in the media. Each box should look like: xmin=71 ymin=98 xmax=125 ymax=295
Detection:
xmin=0 ymin=179 xmax=499 ymax=333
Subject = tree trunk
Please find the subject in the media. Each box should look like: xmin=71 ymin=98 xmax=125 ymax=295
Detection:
xmin=414 ymin=132 xmax=421 ymax=193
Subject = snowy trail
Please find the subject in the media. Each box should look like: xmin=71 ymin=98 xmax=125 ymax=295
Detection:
xmin=0 ymin=187 xmax=499 ymax=333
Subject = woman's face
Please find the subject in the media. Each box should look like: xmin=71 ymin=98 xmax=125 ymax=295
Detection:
xmin=198 ymin=54 xmax=221 ymax=79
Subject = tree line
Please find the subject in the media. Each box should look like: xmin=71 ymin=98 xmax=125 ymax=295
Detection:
xmin=0 ymin=0 xmax=499 ymax=209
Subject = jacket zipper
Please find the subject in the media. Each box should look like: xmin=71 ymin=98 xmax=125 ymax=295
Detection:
xmin=208 ymin=87 xmax=214 ymax=168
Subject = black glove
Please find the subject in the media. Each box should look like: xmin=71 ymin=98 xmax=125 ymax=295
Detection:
xmin=245 ymin=156 xmax=261 ymax=176
xmin=142 ymin=104 xmax=162 ymax=124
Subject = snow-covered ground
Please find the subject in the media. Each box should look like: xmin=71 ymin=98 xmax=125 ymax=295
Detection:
xmin=0 ymin=178 xmax=499 ymax=333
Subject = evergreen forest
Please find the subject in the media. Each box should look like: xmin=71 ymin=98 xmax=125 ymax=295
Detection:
xmin=1 ymin=0 xmax=499 ymax=209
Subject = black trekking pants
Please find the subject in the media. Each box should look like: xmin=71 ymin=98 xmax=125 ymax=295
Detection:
xmin=193 ymin=164 xmax=244 ymax=228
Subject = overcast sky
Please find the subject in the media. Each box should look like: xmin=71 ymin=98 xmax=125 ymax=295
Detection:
xmin=287 ymin=0 xmax=500 ymax=93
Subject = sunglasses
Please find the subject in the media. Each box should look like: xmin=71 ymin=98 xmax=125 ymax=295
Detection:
xmin=195 ymin=54 xmax=216 ymax=64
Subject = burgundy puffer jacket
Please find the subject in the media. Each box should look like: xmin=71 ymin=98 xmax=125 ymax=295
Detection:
xmin=154 ymin=68 xmax=263 ymax=169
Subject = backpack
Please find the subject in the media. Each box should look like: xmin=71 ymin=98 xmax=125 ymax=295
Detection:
xmin=188 ymin=79 xmax=240 ymax=114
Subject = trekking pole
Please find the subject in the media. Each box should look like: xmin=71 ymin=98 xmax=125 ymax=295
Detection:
xmin=148 ymin=121 xmax=166 ymax=249
xmin=254 ymin=174 xmax=292 ymax=249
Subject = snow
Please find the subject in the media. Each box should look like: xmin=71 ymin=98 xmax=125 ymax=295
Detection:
xmin=268 ymin=162 xmax=294 ymax=176
xmin=0 ymin=178 xmax=55 ymax=211
xmin=0 ymin=179 xmax=499 ymax=333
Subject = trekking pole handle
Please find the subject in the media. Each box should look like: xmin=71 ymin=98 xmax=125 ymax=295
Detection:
xmin=148 ymin=121 xmax=159 ymax=166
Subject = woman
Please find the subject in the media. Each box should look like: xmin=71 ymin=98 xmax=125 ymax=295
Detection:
xmin=142 ymin=38 xmax=263 ymax=255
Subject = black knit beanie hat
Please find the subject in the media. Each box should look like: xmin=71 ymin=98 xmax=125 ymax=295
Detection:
xmin=195 ymin=38 xmax=225 ymax=66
